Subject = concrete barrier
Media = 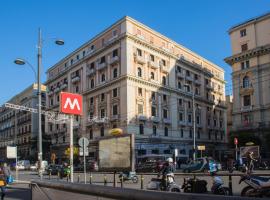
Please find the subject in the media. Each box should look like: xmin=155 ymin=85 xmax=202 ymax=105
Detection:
xmin=31 ymin=180 xmax=260 ymax=200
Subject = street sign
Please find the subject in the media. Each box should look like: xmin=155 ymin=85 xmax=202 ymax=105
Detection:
xmin=79 ymin=147 xmax=89 ymax=156
xmin=174 ymin=149 xmax=178 ymax=157
xmin=60 ymin=92 xmax=83 ymax=115
xmin=78 ymin=137 xmax=89 ymax=148
xmin=197 ymin=145 xmax=205 ymax=151
xmin=6 ymin=146 xmax=16 ymax=159
xmin=234 ymin=138 xmax=238 ymax=145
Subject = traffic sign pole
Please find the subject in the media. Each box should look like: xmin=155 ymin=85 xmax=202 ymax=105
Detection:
xmin=83 ymin=139 xmax=86 ymax=184
xmin=70 ymin=116 xmax=74 ymax=183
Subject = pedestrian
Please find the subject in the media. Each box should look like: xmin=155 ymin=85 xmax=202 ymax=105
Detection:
xmin=0 ymin=163 xmax=9 ymax=200
xmin=247 ymin=152 xmax=257 ymax=173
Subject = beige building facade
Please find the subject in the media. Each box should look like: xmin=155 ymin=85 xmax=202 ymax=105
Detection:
xmin=0 ymin=84 xmax=46 ymax=161
xmin=225 ymin=12 xmax=270 ymax=156
xmin=46 ymin=16 xmax=227 ymax=162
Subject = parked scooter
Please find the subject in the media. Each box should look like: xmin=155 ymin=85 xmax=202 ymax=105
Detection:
xmin=182 ymin=176 xmax=230 ymax=195
xmin=239 ymin=174 xmax=270 ymax=197
xmin=147 ymin=173 xmax=181 ymax=192
xmin=118 ymin=171 xmax=138 ymax=183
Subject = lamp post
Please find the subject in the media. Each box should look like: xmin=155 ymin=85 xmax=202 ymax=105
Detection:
xmin=184 ymin=84 xmax=196 ymax=161
xmin=14 ymin=28 xmax=64 ymax=179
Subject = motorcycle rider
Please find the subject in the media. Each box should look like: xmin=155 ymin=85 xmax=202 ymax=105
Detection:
xmin=159 ymin=157 xmax=175 ymax=190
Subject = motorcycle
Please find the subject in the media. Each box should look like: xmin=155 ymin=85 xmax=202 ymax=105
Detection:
xmin=118 ymin=172 xmax=138 ymax=183
xmin=182 ymin=176 xmax=230 ymax=195
xmin=239 ymin=174 xmax=270 ymax=197
xmin=147 ymin=173 xmax=181 ymax=192
xmin=59 ymin=166 xmax=71 ymax=179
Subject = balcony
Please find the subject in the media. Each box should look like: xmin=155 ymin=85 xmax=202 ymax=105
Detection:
xmin=137 ymin=114 xmax=147 ymax=121
xmin=149 ymin=116 xmax=160 ymax=123
xmin=71 ymin=76 xmax=80 ymax=83
xmin=148 ymin=61 xmax=159 ymax=69
xmin=86 ymin=68 xmax=96 ymax=76
xmin=97 ymin=62 xmax=107 ymax=71
xmin=160 ymin=64 xmax=169 ymax=72
xmin=54 ymin=87 xmax=60 ymax=93
xmin=179 ymin=121 xmax=186 ymax=126
xmin=134 ymin=55 xmax=146 ymax=64
xmin=60 ymin=84 xmax=68 ymax=90
xmin=163 ymin=118 xmax=171 ymax=124
xmin=240 ymin=85 xmax=254 ymax=95
xmin=241 ymin=105 xmax=253 ymax=112
xmin=206 ymin=84 xmax=214 ymax=90
xmin=107 ymin=35 xmax=118 ymax=44
xmin=177 ymin=72 xmax=185 ymax=79
xmin=194 ymin=79 xmax=201 ymax=85
xmin=109 ymin=56 xmax=119 ymax=65
xmin=186 ymin=76 xmax=193 ymax=82
xmin=48 ymin=91 xmax=54 ymax=96
xmin=111 ymin=115 xmax=119 ymax=121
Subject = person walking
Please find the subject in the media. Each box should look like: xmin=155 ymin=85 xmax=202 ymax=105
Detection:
xmin=247 ymin=152 xmax=257 ymax=173
xmin=0 ymin=163 xmax=9 ymax=200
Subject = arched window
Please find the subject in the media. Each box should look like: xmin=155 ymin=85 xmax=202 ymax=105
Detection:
xmin=150 ymin=72 xmax=155 ymax=80
xmin=137 ymin=67 xmax=142 ymax=77
xmin=243 ymin=76 xmax=250 ymax=88
xmin=162 ymin=76 xmax=166 ymax=85
xmin=90 ymin=79 xmax=94 ymax=88
xmin=113 ymin=68 xmax=118 ymax=78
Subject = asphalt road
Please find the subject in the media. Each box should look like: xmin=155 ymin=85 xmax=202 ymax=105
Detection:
xmin=5 ymin=170 xmax=270 ymax=199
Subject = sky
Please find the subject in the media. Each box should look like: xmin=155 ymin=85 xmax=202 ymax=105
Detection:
xmin=0 ymin=0 xmax=269 ymax=105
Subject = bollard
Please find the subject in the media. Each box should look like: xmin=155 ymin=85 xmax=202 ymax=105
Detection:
xmin=57 ymin=171 xmax=60 ymax=181
xmin=77 ymin=174 xmax=80 ymax=183
xmin=192 ymin=176 xmax=197 ymax=193
xmin=49 ymin=171 xmax=51 ymax=180
xmin=120 ymin=175 xmax=123 ymax=188
xmin=113 ymin=172 xmax=116 ymax=187
xmin=89 ymin=173 xmax=92 ymax=184
xmin=104 ymin=175 xmax=107 ymax=186
xmin=140 ymin=174 xmax=144 ymax=190
xmin=229 ymin=174 xmax=233 ymax=195
xmin=67 ymin=174 xmax=69 ymax=182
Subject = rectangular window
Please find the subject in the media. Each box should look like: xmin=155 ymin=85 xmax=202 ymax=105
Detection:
xmin=163 ymin=94 xmax=167 ymax=102
xmin=240 ymin=29 xmax=246 ymax=37
xmin=197 ymin=130 xmax=200 ymax=139
xmin=181 ymin=129 xmax=184 ymax=138
xmin=186 ymin=70 xmax=190 ymax=77
xmin=139 ymin=124 xmax=144 ymax=135
xmin=113 ymin=105 xmax=118 ymax=115
xmin=188 ymin=114 xmax=192 ymax=123
xmin=161 ymin=59 xmax=166 ymax=66
xmin=113 ymin=88 xmax=118 ymax=97
xmin=137 ymin=49 xmax=142 ymax=56
xmin=138 ymin=104 xmax=143 ymax=114
xmin=189 ymin=130 xmax=192 ymax=138
xmin=243 ymin=95 xmax=251 ymax=106
xmin=100 ymin=56 xmax=106 ymax=64
xmin=138 ymin=88 xmax=142 ymax=96
xmin=151 ymin=106 xmax=156 ymax=117
xmin=179 ymin=99 xmax=183 ymax=106
xmin=101 ymin=93 xmax=105 ymax=101
xmin=100 ymin=109 xmax=105 ymax=118
xmin=241 ymin=43 xmax=248 ymax=52
xmin=196 ymin=115 xmax=200 ymax=124
xmin=163 ymin=109 xmax=168 ymax=118
xmin=89 ymin=129 xmax=93 ymax=139
xmin=151 ymin=92 xmax=156 ymax=100
xmin=208 ymin=131 xmax=211 ymax=140
xmin=90 ymin=97 xmax=94 ymax=105
xmin=113 ymin=49 xmax=118 ymax=57
xmin=246 ymin=60 xmax=250 ymax=68
xmin=179 ymin=112 xmax=183 ymax=121
xmin=150 ymin=54 xmax=154 ymax=62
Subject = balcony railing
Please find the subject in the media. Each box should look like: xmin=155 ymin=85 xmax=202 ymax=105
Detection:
xmin=186 ymin=76 xmax=193 ymax=81
xmin=241 ymin=105 xmax=253 ymax=112
xmin=134 ymin=55 xmax=146 ymax=64
xmin=97 ymin=62 xmax=107 ymax=71
xmin=149 ymin=116 xmax=160 ymax=123
xmin=111 ymin=115 xmax=119 ymax=121
xmin=86 ymin=68 xmax=96 ymax=76
xmin=194 ymin=79 xmax=201 ymax=85
xmin=109 ymin=56 xmax=119 ymax=65
xmin=177 ymin=72 xmax=185 ymax=79
xmin=206 ymin=84 xmax=214 ymax=90
xmin=71 ymin=76 xmax=80 ymax=83
xmin=148 ymin=61 xmax=159 ymax=69
xmin=137 ymin=114 xmax=147 ymax=121
xmin=163 ymin=118 xmax=171 ymax=124
xmin=60 ymin=84 xmax=68 ymax=90
xmin=54 ymin=87 xmax=60 ymax=93
xmin=179 ymin=121 xmax=186 ymax=126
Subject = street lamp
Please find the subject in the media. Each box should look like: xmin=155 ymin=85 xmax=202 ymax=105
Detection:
xmin=14 ymin=28 xmax=64 ymax=179
xmin=184 ymin=83 xmax=196 ymax=161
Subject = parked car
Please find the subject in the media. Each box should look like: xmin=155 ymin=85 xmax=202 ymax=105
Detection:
xmin=30 ymin=162 xmax=38 ymax=171
xmin=183 ymin=157 xmax=221 ymax=173
xmin=17 ymin=160 xmax=30 ymax=170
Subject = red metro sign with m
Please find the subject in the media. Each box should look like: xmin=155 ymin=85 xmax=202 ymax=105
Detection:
xmin=60 ymin=92 xmax=83 ymax=115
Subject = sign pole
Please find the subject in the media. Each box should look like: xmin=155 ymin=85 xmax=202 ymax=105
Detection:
xmin=15 ymin=146 xmax=18 ymax=181
xmin=70 ymin=115 xmax=74 ymax=183
xmin=235 ymin=144 xmax=238 ymax=161
xmin=83 ymin=139 xmax=86 ymax=184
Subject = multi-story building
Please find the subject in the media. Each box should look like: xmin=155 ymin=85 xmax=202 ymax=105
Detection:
xmin=225 ymin=12 xmax=270 ymax=156
xmin=0 ymin=84 xmax=46 ymax=161
xmin=46 ymin=16 xmax=227 ymax=162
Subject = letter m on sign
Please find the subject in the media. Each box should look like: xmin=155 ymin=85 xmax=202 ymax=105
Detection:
xmin=60 ymin=92 xmax=83 ymax=115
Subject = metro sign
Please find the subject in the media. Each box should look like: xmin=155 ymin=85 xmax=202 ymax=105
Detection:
xmin=60 ymin=92 xmax=83 ymax=115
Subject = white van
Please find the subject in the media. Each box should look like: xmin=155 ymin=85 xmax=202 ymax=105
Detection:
xmin=17 ymin=160 xmax=31 ymax=170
